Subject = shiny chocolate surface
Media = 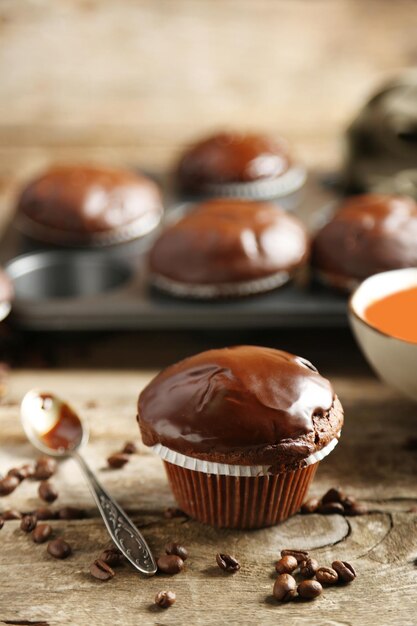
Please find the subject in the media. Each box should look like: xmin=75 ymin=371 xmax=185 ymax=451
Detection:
xmin=149 ymin=199 xmax=309 ymax=284
xmin=177 ymin=131 xmax=291 ymax=190
xmin=17 ymin=164 xmax=163 ymax=234
xmin=313 ymin=194 xmax=417 ymax=281
xmin=138 ymin=346 xmax=334 ymax=457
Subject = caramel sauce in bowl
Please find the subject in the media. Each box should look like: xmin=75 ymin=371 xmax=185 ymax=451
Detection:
xmin=349 ymin=268 xmax=417 ymax=401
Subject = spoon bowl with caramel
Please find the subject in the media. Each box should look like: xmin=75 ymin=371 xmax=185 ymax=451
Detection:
xmin=20 ymin=389 xmax=157 ymax=575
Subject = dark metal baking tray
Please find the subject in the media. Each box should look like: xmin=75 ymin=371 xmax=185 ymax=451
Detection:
xmin=1 ymin=174 xmax=348 ymax=330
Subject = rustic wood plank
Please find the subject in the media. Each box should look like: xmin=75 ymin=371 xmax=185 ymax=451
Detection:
xmin=0 ymin=369 xmax=416 ymax=625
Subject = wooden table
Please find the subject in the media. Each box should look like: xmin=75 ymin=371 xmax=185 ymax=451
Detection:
xmin=0 ymin=349 xmax=416 ymax=625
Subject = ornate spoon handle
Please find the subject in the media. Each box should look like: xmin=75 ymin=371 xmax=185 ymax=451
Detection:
xmin=73 ymin=451 xmax=157 ymax=576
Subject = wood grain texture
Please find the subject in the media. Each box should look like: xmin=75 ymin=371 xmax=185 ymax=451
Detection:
xmin=0 ymin=369 xmax=416 ymax=625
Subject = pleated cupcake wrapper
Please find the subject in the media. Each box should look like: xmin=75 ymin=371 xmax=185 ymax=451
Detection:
xmin=16 ymin=208 xmax=163 ymax=247
xmin=152 ymin=436 xmax=339 ymax=476
xmin=202 ymin=164 xmax=307 ymax=200
xmin=150 ymin=270 xmax=291 ymax=300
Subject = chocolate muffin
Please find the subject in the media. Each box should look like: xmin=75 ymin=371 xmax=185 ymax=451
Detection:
xmin=137 ymin=346 xmax=343 ymax=529
xmin=176 ymin=131 xmax=306 ymax=200
xmin=0 ymin=267 xmax=13 ymax=321
xmin=149 ymin=199 xmax=309 ymax=298
xmin=16 ymin=165 xmax=164 ymax=246
xmin=312 ymin=194 xmax=417 ymax=291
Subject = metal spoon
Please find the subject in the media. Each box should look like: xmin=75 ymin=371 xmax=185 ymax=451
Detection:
xmin=20 ymin=389 xmax=157 ymax=576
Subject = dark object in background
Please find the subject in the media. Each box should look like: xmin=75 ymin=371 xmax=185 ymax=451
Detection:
xmin=344 ymin=74 xmax=417 ymax=198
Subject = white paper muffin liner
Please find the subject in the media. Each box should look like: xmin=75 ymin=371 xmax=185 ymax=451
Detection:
xmin=152 ymin=435 xmax=340 ymax=477
xmin=16 ymin=208 xmax=163 ymax=247
xmin=203 ymin=164 xmax=307 ymax=200
xmin=151 ymin=270 xmax=291 ymax=299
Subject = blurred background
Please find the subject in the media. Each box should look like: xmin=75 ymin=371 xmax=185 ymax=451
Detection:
xmin=1 ymin=0 xmax=417 ymax=367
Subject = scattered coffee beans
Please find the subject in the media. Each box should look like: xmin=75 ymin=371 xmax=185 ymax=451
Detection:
xmin=332 ymin=560 xmax=356 ymax=583
xmin=344 ymin=500 xmax=368 ymax=516
xmin=99 ymin=547 xmax=124 ymax=567
xmin=322 ymin=487 xmax=345 ymax=504
xmin=33 ymin=523 xmax=53 ymax=543
xmin=35 ymin=507 xmax=58 ymax=520
xmin=107 ymin=453 xmax=129 ymax=469
xmin=165 ymin=542 xmax=188 ymax=561
xmin=300 ymin=497 xmax=320 ymax=514
xmin=273 ymin=573 xmax=297 ymax=602
xmin=317 ymin=501 xmax=345 ymax=515
xmin=281 ymin=549 xmax=309 ymax=563
xmin=0 ymin=475 xmax=20 ymax=496
xmin=122 ymin=441 xmax=137 ymax=455
xmin=3 ymin=509 xmax=22 ymax=520
xmin=164 ymin=507 xmax=186 ymax=519
xmin=299 ymin=558 xmax=319 ymax=578
xmin=155 ymin=590 xmax=176 ymax=609
xmin=20 ymin=514 xmax=37 ymax=532
xmin=38 ymin=481 xmax=58 ymax=503
xmin=216 ymin=553 xmax=240 ymax=573
xmin=34 ymin=457 xmax=57 ymax=481
xmin=298 ymin=579 xmax=323 ymax=600
xmin=58 ymin=506 xmax=86 ymax=520
xmin=301 ymin=487 xmax=368 ymax=517
xmin=7 ymin=467 xmax=27 ymax=482
xmin=90 ymin=559 xmax=115 ymax=580
xmin=157 ymin=554 xmax=184 ymax=575
xmin=275 ymin=555 xmax=298 ymax=574
xmin=47 ymin=538 xmax=72 ymax=559
xmin=316 ymin=566 xmax=339 ymax=585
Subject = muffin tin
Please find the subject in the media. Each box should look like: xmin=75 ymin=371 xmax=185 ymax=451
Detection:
xmin=2 ymin=176 xmax=348 ymax=330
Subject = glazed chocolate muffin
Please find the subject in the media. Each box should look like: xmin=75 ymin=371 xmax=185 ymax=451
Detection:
xmin=176 ymin=131 xmax=306 ymax=200
xmin=137 ymin=346 xmax=343 ymax=528
xmin=149 ymin=199 xmax=309 ymax=298
xmin=312 ymin=194 xmax=417 ymax=291
xmin=16 ymin=165 xmax=164 ymax=246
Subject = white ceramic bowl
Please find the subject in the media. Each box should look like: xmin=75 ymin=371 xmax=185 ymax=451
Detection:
xmin=349 ymin=268 xmax=417 ymax=401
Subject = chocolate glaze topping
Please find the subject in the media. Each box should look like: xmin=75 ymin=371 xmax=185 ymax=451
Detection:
xmin=149 ymin=200 xmax=309 ymax=284
xmin=177 ymin=131 xmax=291 ymax=191
xmin=313 ymin=194 xmax=417 ymax=283
xmin=17 ymin=165 xmax=163 ymax=234
xmin=138 ymin=347 xmax=342 ymax=467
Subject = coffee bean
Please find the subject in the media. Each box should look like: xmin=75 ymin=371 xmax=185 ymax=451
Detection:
xmin=216 ymin=553 xmax=240 ymax=573
xmin=90 ymin=559 xmax=115 ymax=580
xmin=47 ymin=538 xmax=72 ymax=559
xmin=165 ymin=542 xmax=188 ymax=561
xmin=300 ymin=497 xmax=320 ymax=514
xmin=122 ymin=441 xmax=137 ymax=455
xmin=35 ymin=507 xmax=58 ymax=520
xmin=298 ymin=579 xmax=323 ymax=600
xmin=58 ymin=506 xmax=86 ymax=520
xmin=33 ymin=523 xmax=53 ymax=543
xmin=34 ymin=457 xmax=57 ymax=480
xmin=0 ymin=475 xmax=20 ymax=496
xmin=3 ymin=509 xmax=22 ymax=520
xmin=0 ymin=517 xmax=3 ymax=529
xmin=317 ymin=501 xmax=345 ymax=515
xmin=273 ymin=573 xmax=297 ymax=602
xmin=7 ymin=467 xmax=26 ymax=482
xmin=157 ymin=554 xmax=184 ymax=575
xmin=20 ymin=514 xmax=37 ymax=532
xmin=332 ymin=560 xmax=356 ymax=583
xmin=344 ymin=500 xmax=368 ymax=516
xmin=316 ymin=566 xmax=339 ymax=585
xmin=99 ymin=548 xmax=124 ymax=567
xmin=107 ymin=453 xmax=129 ymax=469
xmin=164 ymin=507 xmax=186 ymax=519
xmin=275 ymin=555 xmax=298 ymax=574
xmin=19 ymin=464 xmax=36 ymax=479
xmin=38 ymin=481 xmax=58 ymax=503
xmin=322 ymin=487 xmax=345 ymax=504
xmin=155 ymin=590 xmax=176 ymax=609
xmin=299 ymin=558 xmax=319 ymax=578
xmin=281 ymin=549 xmax=309 ymax=563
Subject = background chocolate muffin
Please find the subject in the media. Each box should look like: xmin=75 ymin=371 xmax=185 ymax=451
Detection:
xmin=137 ymin=346 xmax=343 ymax=528
xmin=149 ymin=199 xmax=309 ymax=298
xmin=176 ymin=131 xmax=306 ymax=200
xmin=16 ymin=164 xmax=164 ymax=246
xmin=312 ymin=194 xmax=417 ymax=291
